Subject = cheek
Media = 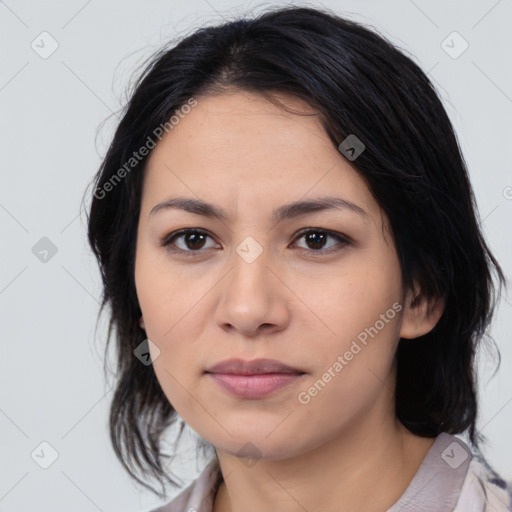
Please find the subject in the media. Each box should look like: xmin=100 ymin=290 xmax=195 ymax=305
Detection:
xmin=135 ymin=250 xmax=212 ymax=383
xmin=135 ymin=247 xmax=200 ymax=337
xmin=292 ymin=253 xmax=402 ymax=347
xmin=295 ymin=306 xmax=401 ymax=428
xmin=292 ymin=252 xmax=403 ymax=405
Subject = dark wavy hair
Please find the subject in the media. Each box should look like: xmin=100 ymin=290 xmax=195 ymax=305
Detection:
xmin=84 ymin=4 xmax=506 ymax=498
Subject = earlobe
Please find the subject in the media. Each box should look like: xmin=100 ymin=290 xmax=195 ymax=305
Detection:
xmin=399 ymin=288 xmax=445 ymax=340
xmin=139 ymin=316 xmax=145 ymax=330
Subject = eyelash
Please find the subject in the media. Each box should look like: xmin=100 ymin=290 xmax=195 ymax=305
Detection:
xmin=160 ymin=228 xmax=351 ymax=257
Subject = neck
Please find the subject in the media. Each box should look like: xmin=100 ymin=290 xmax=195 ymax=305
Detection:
xmin=212 ymin=415 xmax=435 ymax=512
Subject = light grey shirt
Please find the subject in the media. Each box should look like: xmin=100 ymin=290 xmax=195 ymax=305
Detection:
xmin=150 ymin=432 xmax=512 ymax=512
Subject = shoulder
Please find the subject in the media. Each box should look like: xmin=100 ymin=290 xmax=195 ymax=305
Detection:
xmin=148 ymin=483 xmax=194 ymax=512
xmin=147 ymin=457 xmax=222 ymax=512
xmin=454 ymin=452 xmax=512 ymax=512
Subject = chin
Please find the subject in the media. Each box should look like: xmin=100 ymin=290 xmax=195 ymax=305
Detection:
xmin=210 ymin=430 xmax=311 ymax=462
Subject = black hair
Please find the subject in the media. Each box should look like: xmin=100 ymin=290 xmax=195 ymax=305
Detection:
xmin=84 ymin=4 xmax=506 ymax=498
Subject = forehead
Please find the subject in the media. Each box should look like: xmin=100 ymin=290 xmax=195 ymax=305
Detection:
xmin=141 ymin=91 xmax=381 ymax=224
xmin=152 ymin=90 xmax=331 ymax=162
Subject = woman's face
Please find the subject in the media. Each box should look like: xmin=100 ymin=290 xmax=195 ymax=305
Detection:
xmin=135 ymin=90 xmax=410 ymax=460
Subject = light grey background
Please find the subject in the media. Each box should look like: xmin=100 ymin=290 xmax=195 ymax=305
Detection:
xmin=1 ymin=0 xmax=511 ymax=511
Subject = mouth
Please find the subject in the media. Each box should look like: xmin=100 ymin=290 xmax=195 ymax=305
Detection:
xmin=205 ymin=357 xmax=305 ymax=375
xmin=205 ymin=358 xmax=306 ymax=398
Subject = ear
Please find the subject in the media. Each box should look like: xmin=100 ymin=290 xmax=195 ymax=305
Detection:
xmin=399 ymin=283 xmax=445 ymax=339
xmin=139 ymin=315 xmax=146 ymax=330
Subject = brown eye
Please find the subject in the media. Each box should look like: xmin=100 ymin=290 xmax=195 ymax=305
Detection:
xmin=303 ymin=231 xmax=328 ymax=250
xmin=161 ymin=229 xmax=217 ymax=253
xmin=160 ymin=228 xmax=350 ymax=257
xmin=292 ymin=228 xmax=350 ymax=256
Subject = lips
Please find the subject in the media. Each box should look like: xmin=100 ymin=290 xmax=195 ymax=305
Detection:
xmin=205 ymin=358 xmax=306 ymax=398
xmin=205 ymin=358 xmax=305 ymax=375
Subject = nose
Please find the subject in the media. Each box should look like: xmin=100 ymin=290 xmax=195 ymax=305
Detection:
xmin=213 ymin=245 xmax=291 ymax=338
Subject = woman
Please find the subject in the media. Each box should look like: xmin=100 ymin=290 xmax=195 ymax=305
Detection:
xmin=86 ymin=5 xmax=511 ymax=511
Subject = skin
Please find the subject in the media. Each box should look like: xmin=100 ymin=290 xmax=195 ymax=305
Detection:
xmin=134 ymin=90 xmax=445 ymax=512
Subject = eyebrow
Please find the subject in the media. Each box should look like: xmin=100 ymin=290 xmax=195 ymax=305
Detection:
xmin=149 ymin=196 xmax=368 ymax=223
